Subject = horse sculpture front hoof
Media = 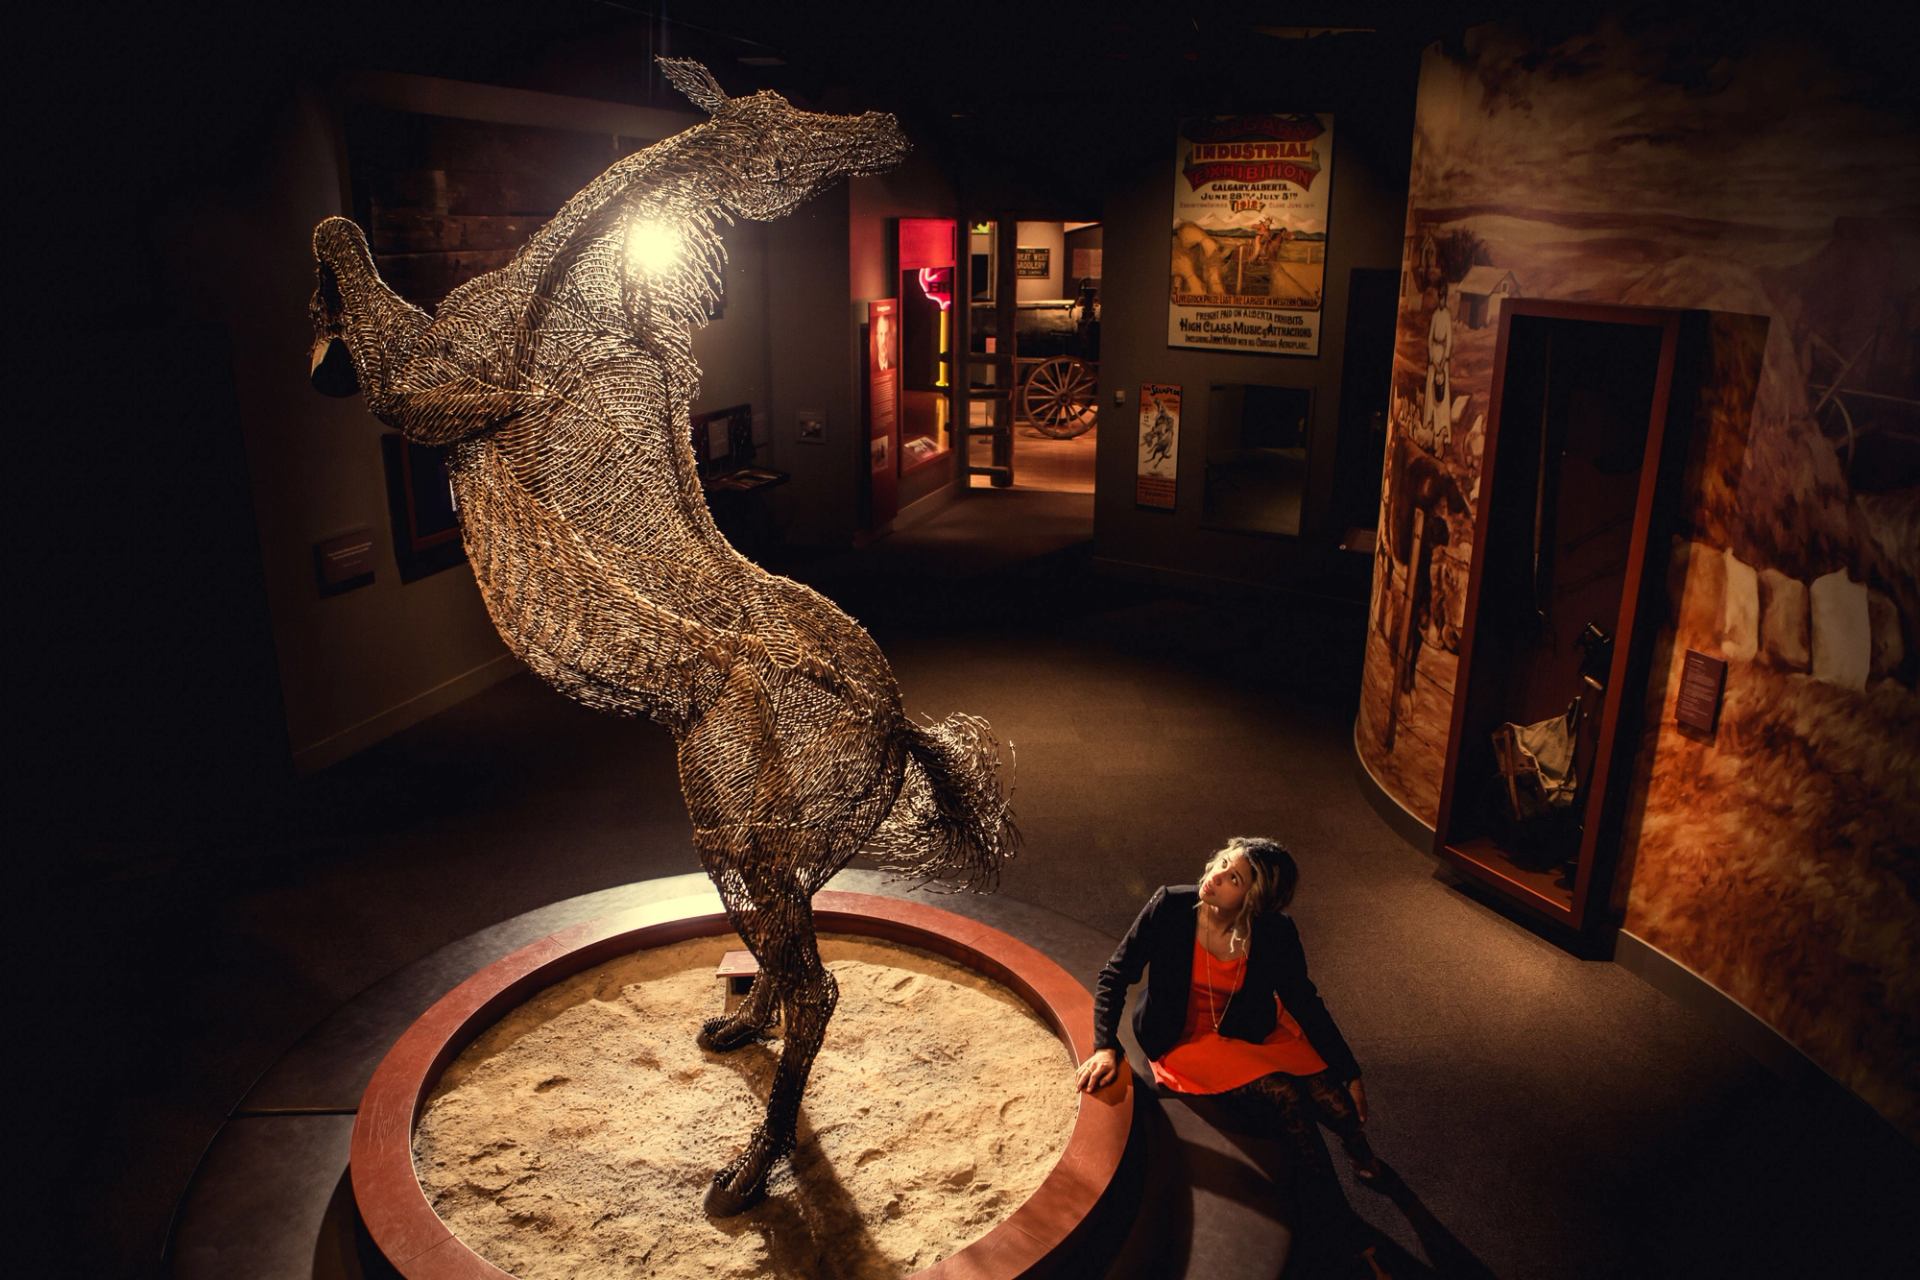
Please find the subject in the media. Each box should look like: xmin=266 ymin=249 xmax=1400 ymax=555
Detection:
xmin=704 ymin=1169 xmax=766 ymax=1217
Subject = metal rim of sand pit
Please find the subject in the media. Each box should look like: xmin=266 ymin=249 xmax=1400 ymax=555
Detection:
xmin=350 ymin=889 xmax=1133 ymax=1279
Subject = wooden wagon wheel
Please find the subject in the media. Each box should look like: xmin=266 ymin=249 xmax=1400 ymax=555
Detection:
xmin=1021 ymin=356 xmax=1099 ymax=439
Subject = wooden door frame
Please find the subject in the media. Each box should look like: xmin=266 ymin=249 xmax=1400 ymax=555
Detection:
xmin=960 ymin=214 xmax=1018 ymax=487
xmin=1431 ymin=298 xmax=1700 ymax=946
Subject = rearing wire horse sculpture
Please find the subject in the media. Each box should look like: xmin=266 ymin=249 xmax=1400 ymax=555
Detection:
xmin=307 ymin=58 xmax=1018 ymax=1216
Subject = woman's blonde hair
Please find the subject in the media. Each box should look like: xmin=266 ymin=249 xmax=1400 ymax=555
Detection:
xmin=1200 ymin=837 xmax=1299 ymax=953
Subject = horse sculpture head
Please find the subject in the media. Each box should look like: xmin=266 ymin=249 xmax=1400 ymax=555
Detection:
xmin=658 ymin=58 xmax=908 ymax=221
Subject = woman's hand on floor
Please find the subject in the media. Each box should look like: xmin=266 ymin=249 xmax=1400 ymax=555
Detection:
xmin=1075 ymin=1047 xmax=1123 ymax=1092
xmin=1348 ymin=1076 xmax=1369 ymax=1124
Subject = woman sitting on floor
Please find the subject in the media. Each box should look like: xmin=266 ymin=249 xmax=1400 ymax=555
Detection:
xmin=1076 ymin=836 xmax=1389 ymax=1272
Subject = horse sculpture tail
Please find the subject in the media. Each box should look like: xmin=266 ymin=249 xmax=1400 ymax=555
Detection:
xmin=864 ymin=714 xmax=1020 ymax=891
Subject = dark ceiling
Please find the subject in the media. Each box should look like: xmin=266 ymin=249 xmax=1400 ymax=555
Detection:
xmin=21 ymin=0 xmax=1910 ymax=291
xmin=26 ymin=0 xmax=1495 ymax=260
xmin=274 ymin=0 xmax=1492 ymax=208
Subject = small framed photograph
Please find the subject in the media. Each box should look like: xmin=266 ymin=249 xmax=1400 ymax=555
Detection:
xmin=381 ymin=433 xmax=465 ymax=582
xmin=692 ymin=404 xmax=753 ymax=477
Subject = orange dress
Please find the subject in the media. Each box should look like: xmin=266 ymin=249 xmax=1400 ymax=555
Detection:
xmin=1149 ymin=935 xmax=1328 ymax=1094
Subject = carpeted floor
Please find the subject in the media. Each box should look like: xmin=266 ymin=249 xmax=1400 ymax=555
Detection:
xmin=35 ymin=486 xmax=1915 ymax=1278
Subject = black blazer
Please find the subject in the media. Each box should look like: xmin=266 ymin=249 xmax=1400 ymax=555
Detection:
xmin=1091 ymin=885 xmax=1361 ymax=1083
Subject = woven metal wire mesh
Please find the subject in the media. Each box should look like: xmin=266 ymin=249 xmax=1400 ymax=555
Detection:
xmin=309 ymin=58 xmax=1018 ymax=1211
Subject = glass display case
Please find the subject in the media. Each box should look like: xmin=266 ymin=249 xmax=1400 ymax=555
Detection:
xmin=899 ymin=263 xmax=953 ymax=470
xmin=897 ymin=218 xmax=956 ymax=479
xmin=1433 ymin=300 xmax=1702 ymax=941
xmin=1201 ymin=383 xmax=1312 ymax=537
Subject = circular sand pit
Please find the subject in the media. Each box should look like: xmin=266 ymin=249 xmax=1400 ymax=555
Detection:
xmin=351 ymin=892 xmax=1132 ymax=1279
xmin=415 ymin=934 xmax=1073 ymax=1278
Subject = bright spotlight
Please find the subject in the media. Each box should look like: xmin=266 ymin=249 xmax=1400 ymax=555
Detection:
xmin=625 ymin=219 xmax=684 ymax=275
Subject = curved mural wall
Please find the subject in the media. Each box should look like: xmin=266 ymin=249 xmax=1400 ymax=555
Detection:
xmin=1357 ymin=16 xmax=1919 ymax=1137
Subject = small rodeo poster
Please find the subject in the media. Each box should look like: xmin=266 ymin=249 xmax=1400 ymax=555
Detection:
xmin=1168 ymin=114 xmax=1335 ymax=357
xmin=1136 ymin=383 xmax=1181 ymax=509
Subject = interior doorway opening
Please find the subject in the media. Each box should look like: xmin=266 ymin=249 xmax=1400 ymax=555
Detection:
xmin=962 ymin=219 xmax=1101 ymax=494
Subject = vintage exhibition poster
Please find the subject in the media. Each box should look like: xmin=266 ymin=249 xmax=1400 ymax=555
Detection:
xmin=1135 ymin=383 xmax=1181 ymax=509
xmin=1168 ymin=114 xmax=1334 ymax=356
xmin=866 ymin=298 xmax=899 ymax=526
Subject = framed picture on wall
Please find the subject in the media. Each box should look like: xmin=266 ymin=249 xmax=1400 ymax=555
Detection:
xmin=1168 ymin=113 xmax=1335 ymax=357
xmin=693 ymin=404 xmax=754 ymax=478
xmin=380 ymin=433 xmax=465 ymax=582
xmin=1136 ymin=383 xmax=1181 ymax=509
xmin=343 ymin=103 xmax=648 ymax=311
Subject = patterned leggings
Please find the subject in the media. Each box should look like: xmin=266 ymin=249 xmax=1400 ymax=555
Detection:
xmin=1213 ymin=1074 xmax=1382 ymax=1205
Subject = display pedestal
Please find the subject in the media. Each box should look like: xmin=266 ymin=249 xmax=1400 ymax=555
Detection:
xmin=350 ymin=890 xmax=1133 ymax=1279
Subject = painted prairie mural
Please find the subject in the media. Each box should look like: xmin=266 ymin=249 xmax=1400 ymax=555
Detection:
xmin=1357 ymin=16 xmax=1919 ymax=1136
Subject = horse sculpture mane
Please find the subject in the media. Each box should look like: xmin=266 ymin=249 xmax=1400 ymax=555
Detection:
xmin=308 ymin=57 xmax=1019 ymax=1215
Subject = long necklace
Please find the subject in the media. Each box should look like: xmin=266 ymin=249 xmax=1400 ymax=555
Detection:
xmin=1201 ymin=914 xmax=1244 ymax=1032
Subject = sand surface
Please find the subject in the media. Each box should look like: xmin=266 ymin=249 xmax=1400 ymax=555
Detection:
xmin=414 ymin=934 xmax=1077 ymax=1278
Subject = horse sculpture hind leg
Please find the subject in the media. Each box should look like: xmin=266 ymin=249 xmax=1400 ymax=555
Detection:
xmin=674 ymin=637 xmax=910 ymax=1213
xmin=695 ymin=856 xmax=785 ymax=1053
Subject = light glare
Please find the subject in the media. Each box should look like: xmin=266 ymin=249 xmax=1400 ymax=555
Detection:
xmin=625 ymin=219 xmax=683 ymax=275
